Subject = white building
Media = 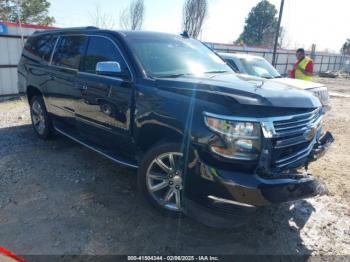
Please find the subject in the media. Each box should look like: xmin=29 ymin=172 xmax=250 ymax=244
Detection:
xmin=0 ymin=21 xmax=56 ymax=96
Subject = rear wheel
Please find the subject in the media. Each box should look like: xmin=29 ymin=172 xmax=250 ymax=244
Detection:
xmin=30 ymin=96 xmax=54 ymax=140
xmin=138 ymin=143 xmax=184 ymax=217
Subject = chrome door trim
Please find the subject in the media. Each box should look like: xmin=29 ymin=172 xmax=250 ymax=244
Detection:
xmin=49 ymin=33 xmax=134 ymax=81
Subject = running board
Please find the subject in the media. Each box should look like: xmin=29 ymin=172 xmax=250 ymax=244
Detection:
xmin=54 ymin=127 xmax=139 ymax=169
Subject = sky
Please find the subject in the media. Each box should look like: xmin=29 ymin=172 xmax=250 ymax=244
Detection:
xmin=49 ymin=0 xmax=350 ymax=53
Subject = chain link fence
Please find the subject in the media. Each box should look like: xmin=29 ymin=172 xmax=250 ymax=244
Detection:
xmin=206 ymin=42 xmax=350 ymax=77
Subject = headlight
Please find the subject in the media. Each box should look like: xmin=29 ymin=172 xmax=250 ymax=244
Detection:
xmin=204 ymin=115 xmax=261 ymax=160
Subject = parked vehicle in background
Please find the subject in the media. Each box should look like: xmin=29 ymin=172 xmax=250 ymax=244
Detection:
xmin=220 ymin=53 xmax=330 ymax=108
xmin=18 ymin=27 xmax=334 ymax=226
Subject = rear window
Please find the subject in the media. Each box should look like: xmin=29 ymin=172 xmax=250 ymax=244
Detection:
xmin=24 ymin=34 xmax=57 ymax=63
xmin=52 ymin=35 xmax=87 ymax=70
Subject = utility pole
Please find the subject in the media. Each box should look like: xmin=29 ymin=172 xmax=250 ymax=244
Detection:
xmin=15 ymin=0 xmax=24 ymax=47
xmin=272 ymin=0 xmax=285 ymax=67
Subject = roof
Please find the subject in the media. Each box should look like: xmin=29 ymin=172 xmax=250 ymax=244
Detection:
xmin=117 ymin=30 xmax=178 ymax=38
xmin=35 ymin=26 xmax=99 ymax=35
xmin=33 ymin=28 xmax=184 ymax=42
xmin=218 ymin=52 xmax=265 ymax=60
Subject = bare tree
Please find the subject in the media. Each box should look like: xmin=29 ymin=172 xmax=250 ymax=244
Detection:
xmin=182 ymin=0 xmax=208 ymax=38
xmin=89 ymin=3 xmax=116 ymax=29
xmin=119 ymin=0 xmax=145 ymax=30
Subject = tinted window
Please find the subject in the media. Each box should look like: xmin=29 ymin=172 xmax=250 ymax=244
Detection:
xmin=126 ymin=36 xmax=231 ymax=77
xmin=52 ymin=35 xmax=87 ymax=69
xmin=24 ymin=34 xmax=57 ymax=62
xmin=82 ymin=36 xmax=127 ymax=74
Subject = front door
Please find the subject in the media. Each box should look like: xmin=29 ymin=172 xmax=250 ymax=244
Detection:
xmin=75 ymin=35 xmax=134 ymax=157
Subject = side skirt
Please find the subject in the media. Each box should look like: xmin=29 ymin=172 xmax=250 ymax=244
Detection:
xmin=54 ymin=127 xmax=139 ymax=169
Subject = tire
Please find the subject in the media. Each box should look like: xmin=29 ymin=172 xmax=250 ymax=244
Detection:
xmin=138 ymin=142 xmax=185 ymax=217
xmin=30 ymin=96 xmax=54 ymax=140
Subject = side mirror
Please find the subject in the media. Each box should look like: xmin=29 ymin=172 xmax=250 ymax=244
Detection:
xmin=96 ymin=61 xmax=122 ymax=77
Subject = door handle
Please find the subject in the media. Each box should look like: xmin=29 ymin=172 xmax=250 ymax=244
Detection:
xmin=79 ymin=84 xmax=88 ymax=91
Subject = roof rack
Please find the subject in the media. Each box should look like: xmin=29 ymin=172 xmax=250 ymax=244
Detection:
xmin=33 ymin=26 xmax=100 ymax=34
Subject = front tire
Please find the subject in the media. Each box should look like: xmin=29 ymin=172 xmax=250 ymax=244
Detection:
xmin=30 ymin=96 xmax=54 ymax=140
xmin=138 ymin=143 xmax=185 ymax=217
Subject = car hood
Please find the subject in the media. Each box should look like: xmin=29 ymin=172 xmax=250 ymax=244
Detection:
xmin=269 ymin=77 xmax=325 ymax=90
xmin=155 ymin=73 xmax=321 ymax=109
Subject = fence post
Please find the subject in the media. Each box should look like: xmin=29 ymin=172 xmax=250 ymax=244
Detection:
xmin=333 ymin=56 xmax=337 ymax=71
xmin=320 ymin=55 xmax=324 ymax=73
xmin=327 ymin=56 xmax=330 ymax=71
xmin=284 ymin=54 xmax=289 ymax=75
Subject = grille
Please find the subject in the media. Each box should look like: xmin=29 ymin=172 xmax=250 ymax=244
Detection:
xmin=271 ymin=108 xmax=323 ymax=170
xmin=311 ymin=87 xmax=329 ymax=106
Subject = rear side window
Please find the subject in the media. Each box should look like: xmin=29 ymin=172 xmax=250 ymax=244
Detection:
xmin=24 ymin=34 xmax=57 ymax=63
xmin=52 ymin=35 xmax=87 ymax=70
xmin=82 ymin=36 xmax=127 ymax=74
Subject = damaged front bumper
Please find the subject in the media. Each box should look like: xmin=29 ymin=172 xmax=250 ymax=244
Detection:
xmin=308 ymin=131 xmax=334 ymax=163
xmin=183 ymin=131 xmax=334 ymax=226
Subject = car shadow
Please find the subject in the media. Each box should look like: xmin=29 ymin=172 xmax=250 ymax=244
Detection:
xmin=0 ymin=124 xmax=314 ymax=256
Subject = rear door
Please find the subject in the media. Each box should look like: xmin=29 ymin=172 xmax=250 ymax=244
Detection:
xmin=20 ymin=34 xmax=57 ymax=97
xmin=75 ymin=35 xmax=135 ymax=156
xmin=45 ymin=35 xmax=88 ymax=132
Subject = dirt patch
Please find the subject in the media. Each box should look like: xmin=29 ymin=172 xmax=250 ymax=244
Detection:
xmin=0 ymin=79 xmax=350 ymax=256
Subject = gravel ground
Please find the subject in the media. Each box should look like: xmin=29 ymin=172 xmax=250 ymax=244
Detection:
xmin=0 ymin=77 xmax=349 ymax=256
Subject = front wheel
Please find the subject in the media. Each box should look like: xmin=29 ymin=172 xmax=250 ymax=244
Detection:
xmin=138 ymin=143 xmax=185 ymax=217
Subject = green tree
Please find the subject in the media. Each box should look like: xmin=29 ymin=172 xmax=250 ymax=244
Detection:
xmin=341 ymin=39 xmax=350 ymax=55
xmin=0 ymin=0 xmax=54 ymax=26
xmin=0 ymin=0 xmax=13 ymax=21
xmin=237 ymin=0 xmax=278 ymax=46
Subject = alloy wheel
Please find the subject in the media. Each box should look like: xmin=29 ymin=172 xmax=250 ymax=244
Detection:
xmin=146 ymin=152 xmax=184 ymax=212
xmin=31 ymin=100 xmax=46 ymax=135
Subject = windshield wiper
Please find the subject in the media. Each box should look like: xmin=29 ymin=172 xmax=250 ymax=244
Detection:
xmin=156 ymin=71 xmax=229 ymax=78
xmin=204 ymin=70 xmax=229 ymax=74
xmin=155 ymin=73 xmax=192 ymax=78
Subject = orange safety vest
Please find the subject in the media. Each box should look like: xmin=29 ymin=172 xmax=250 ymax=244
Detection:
xmin=295 ymin=56 xmax=313 ymax=81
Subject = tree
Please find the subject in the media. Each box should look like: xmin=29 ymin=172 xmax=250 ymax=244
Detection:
xmin=119 ymin=0 xmax=145 ymax=30
xmin=0 ymin=0 xmax=54 ymax=25
xmin=237 ymin=0 xmax=278 ymax=46
xmin=278 ymin=26 xmax=287 ymax=48
xmin=182 ymin=0 xmax=208 ymax=38
xmin=341 ymin=39 xmax=350 ymax=55
xmin=89 ymin=3 xmax=116 ymax=29
xmin=0 ymin=0 xmax=13 ymax=21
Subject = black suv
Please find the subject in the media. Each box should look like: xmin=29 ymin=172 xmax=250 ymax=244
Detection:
xmin=18 ymin=27 xmax=334 ymax=225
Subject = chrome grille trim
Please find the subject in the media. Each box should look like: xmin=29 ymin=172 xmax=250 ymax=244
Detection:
xmin=274 ymin=146 xmax=313 ymax=168
xmin=275 ymin=141 xmax=314 ymax=165
xmin=273 ymin=112 xmax=319 ymax=127
xmin=271 ymin=108 xmax=323 ymax=169
xmin=274 ymin=134 xmax=307 ymax=149
xmin=273 ymin=108 xmax=322 ymax=136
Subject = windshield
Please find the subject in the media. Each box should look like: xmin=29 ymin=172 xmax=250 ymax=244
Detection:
xmin=240 ymin=58 xmax=281 ymax=78
xmin=126 ymin=35 xmax=232 ymax=78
